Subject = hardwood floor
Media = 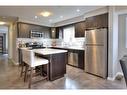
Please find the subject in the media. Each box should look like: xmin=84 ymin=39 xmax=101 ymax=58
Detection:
xmin=0 ymin=54 xmax=126 ymax=89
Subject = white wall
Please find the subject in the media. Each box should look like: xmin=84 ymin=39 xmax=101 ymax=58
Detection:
xmin=118 ymin=14 xmax=127 ymax=59
xmin=108 ymin=7 xmax=119 ymax=79
xmin=117 ymin=14 xmax=127 ymax=73
xmin=8 ymin=22 xmax=18 ymax=64
xmin=108 ymin=6 xmax=127 ymax=80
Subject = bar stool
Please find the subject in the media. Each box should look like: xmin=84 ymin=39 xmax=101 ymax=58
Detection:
xmin=120 ymin=57 xmax=127 ymax=87
xmin=22 ymin=49 xmax=49 ymax=88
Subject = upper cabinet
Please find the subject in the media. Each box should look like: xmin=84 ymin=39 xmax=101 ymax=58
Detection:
xmin=75 ymin=21 xmax=85 ymax=37
xmin=17 ymin=22 xmax=30 ymax=38
xmin=17 ymin=22 xmax=50 ymax=38
xmin=50 ymin=27 xmax=63 ymax=39
xmin=85 ymin=13 xmax=108 ymax=29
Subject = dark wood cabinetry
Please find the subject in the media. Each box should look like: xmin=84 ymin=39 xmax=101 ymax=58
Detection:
xmin=55 ymin=27 xmax=63 ymax=39
xmin=85 ymin=13 xmax=108 ymax=29
xmin=55 ymin=27 xmax=60 ymax=38
xmin=51 ymin=47 xmax=84 ymax=70
xmin=35 ymin=52 xmax=67 ymax=81
xmin=17 ymin=22 xmax=50 ymax=38
xmin=50 ymin=27 xmax=63 ymax=39
xmin=49 ymin=53 xmax=67 ymax=80
xmin=75 ymin=21 xmax=85 ymax=37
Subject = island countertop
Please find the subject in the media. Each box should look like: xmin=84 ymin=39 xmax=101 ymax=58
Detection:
xmin=19 ymin=48 xmax=68 ymax=55
xmin=33 ymin=48 xmax=68 ymax=55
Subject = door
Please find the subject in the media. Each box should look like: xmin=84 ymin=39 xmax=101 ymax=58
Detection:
xmin=85 ymin=45 xmax=107 ymax=78
xmin=0 ymin=36 xmax=3 ymax=53
xmin=85 ymin=28 xmax=107 ymax=45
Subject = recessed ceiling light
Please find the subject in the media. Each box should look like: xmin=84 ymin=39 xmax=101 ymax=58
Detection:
xmin=0 ymin=21 xmax=6 ymax=25
xmin=40 ymin=11 xmax=51 ymax=17
xmin=76 ymin=9 xmax=80 ymax=12
xmin=52 ymin=30 xmax=54 ymax=32
xmin=35 ymin=16 xmax=38 ymax=19
xmin=49 ymin=19 xmax=52 ymax=22
xmin=60 ymin=16 xmax=63 ymax=18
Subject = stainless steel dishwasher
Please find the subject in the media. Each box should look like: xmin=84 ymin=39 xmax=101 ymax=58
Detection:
xmin=68 ymin=52 xmax=78 ymax=67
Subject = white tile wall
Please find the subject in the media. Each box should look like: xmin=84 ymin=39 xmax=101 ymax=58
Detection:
xmin=16 ymin=37 xmax=85 ymax=48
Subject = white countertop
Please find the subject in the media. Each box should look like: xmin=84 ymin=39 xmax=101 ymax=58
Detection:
xmin=33 ymin=48 xmax=68 ymax=55
xmin=52 ymin=46 xmax=84 ymax=50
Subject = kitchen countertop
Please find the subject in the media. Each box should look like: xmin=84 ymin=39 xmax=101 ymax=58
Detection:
xmin=18 ymin=45 xmax=85 ymax=51
xmin=20 ymin=48 xmax=68 ymax=55
xmin=51 ymin=46 xmax=84 ymax=50
xmin=33 ymin=48 xmax=67 ymax=55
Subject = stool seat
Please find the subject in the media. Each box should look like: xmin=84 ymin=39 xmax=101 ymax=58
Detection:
xmin=30 ymin=56 xmax=48 ymax=67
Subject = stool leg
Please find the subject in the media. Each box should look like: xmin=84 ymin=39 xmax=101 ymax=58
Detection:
xmin=20 ymin=63 xmax=24 ymax=77
xmin=47 ymin=64 xmax=49 ymax=81
xmin=24 ymin=65 xmax=28 ymax=82
xmin=40 ymin=65 xmax=43 ymax=76
xmin=29 ymin=67 xmax=33 ymax=89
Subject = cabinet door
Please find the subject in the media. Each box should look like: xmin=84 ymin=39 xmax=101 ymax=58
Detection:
xmin=17 ymin=23 xmax=31 ymax=38
xmin=50 ymin=53 xmax=67 ymax=80
xmin=55 ymin=27 xmax=63 ymax=39
xmin=78 ymin=50 xmax=84 ymax=70
xmin=85 ymin=13 xmax=108 ymax=29
xmin=17 ymin=22 xmax=50 ymax=38
xmin=55 ymin=27 xmax=59 ymax=38
xmin=75 ymin=21 xmax=85 ymax=37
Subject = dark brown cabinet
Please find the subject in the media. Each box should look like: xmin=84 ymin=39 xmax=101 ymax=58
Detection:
xmin=35 ymin=52 xmax=67 ymax=81
xmin=85 ymin=13 xmax=108 ymax=29
xmin=77 ymin=50 xmax=84 ymax=69
xmin=75 ymin=21 xmax=85 ymax=37
xmin=50 ymin=27 xmax=63 ymax=39
xmin=55 ymin=27 xmax=63 ymax=39
xmin=17 ymin=22 xmax=50 ymax=38
xmin=49 ymin=53 xmax=67 ymax=80
xmin=51 ymin=47 xmax=84 ymax=70
xmin=17 ymin=22 xmax=30 ymax=38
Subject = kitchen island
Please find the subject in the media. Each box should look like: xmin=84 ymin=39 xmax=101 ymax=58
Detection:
xmin=51 ymin=46 xmax=84 ymax=70
xmin=33 ymin=48 xmax=68 ymax=81
xmin=19 ymin=48 xmax=68 ymax=81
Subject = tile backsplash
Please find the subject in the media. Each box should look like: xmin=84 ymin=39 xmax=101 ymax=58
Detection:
xmin=16 ymin=37 xmax=85 ymax=48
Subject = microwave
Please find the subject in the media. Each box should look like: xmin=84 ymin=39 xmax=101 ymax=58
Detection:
xmin=30 ymin=30 xmax=43 ymax=38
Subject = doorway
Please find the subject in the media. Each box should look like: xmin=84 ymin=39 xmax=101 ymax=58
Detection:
xmin=0 ymin=26 xmax=9 ymax=54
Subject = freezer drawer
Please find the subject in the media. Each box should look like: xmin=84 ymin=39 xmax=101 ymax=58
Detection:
xmin=85 ymin=45 xmax=107 ymax=78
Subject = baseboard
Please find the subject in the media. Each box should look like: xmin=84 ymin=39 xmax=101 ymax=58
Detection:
xmin=107 ymin=77 xmax=115 ymax=81
xmin=8 ymin=58 xmax=19 ymax=65
xmin=107 ymin=72 xmax=123 ymax=81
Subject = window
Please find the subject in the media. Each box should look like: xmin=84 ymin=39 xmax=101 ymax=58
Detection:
xmin=63 ymin=26 xmax=75 ymax=43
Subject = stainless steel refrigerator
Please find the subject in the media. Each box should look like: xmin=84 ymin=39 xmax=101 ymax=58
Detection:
xmin=85 ymin=28 xmax=108 ymax=78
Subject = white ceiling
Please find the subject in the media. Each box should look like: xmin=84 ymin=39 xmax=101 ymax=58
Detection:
xmin=0 ymin=6 xmax=103 ymax=26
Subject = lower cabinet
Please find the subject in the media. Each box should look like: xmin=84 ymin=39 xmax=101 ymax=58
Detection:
xmin=49 ymin=53 xmax=67 ymax=80
xmin=52 ymin=47 xmax=84 ymax=70
xmin=68 ymin=49 xmax=84 ymax=70
xmin=36 ymin=52 xmax=68 ymax=81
